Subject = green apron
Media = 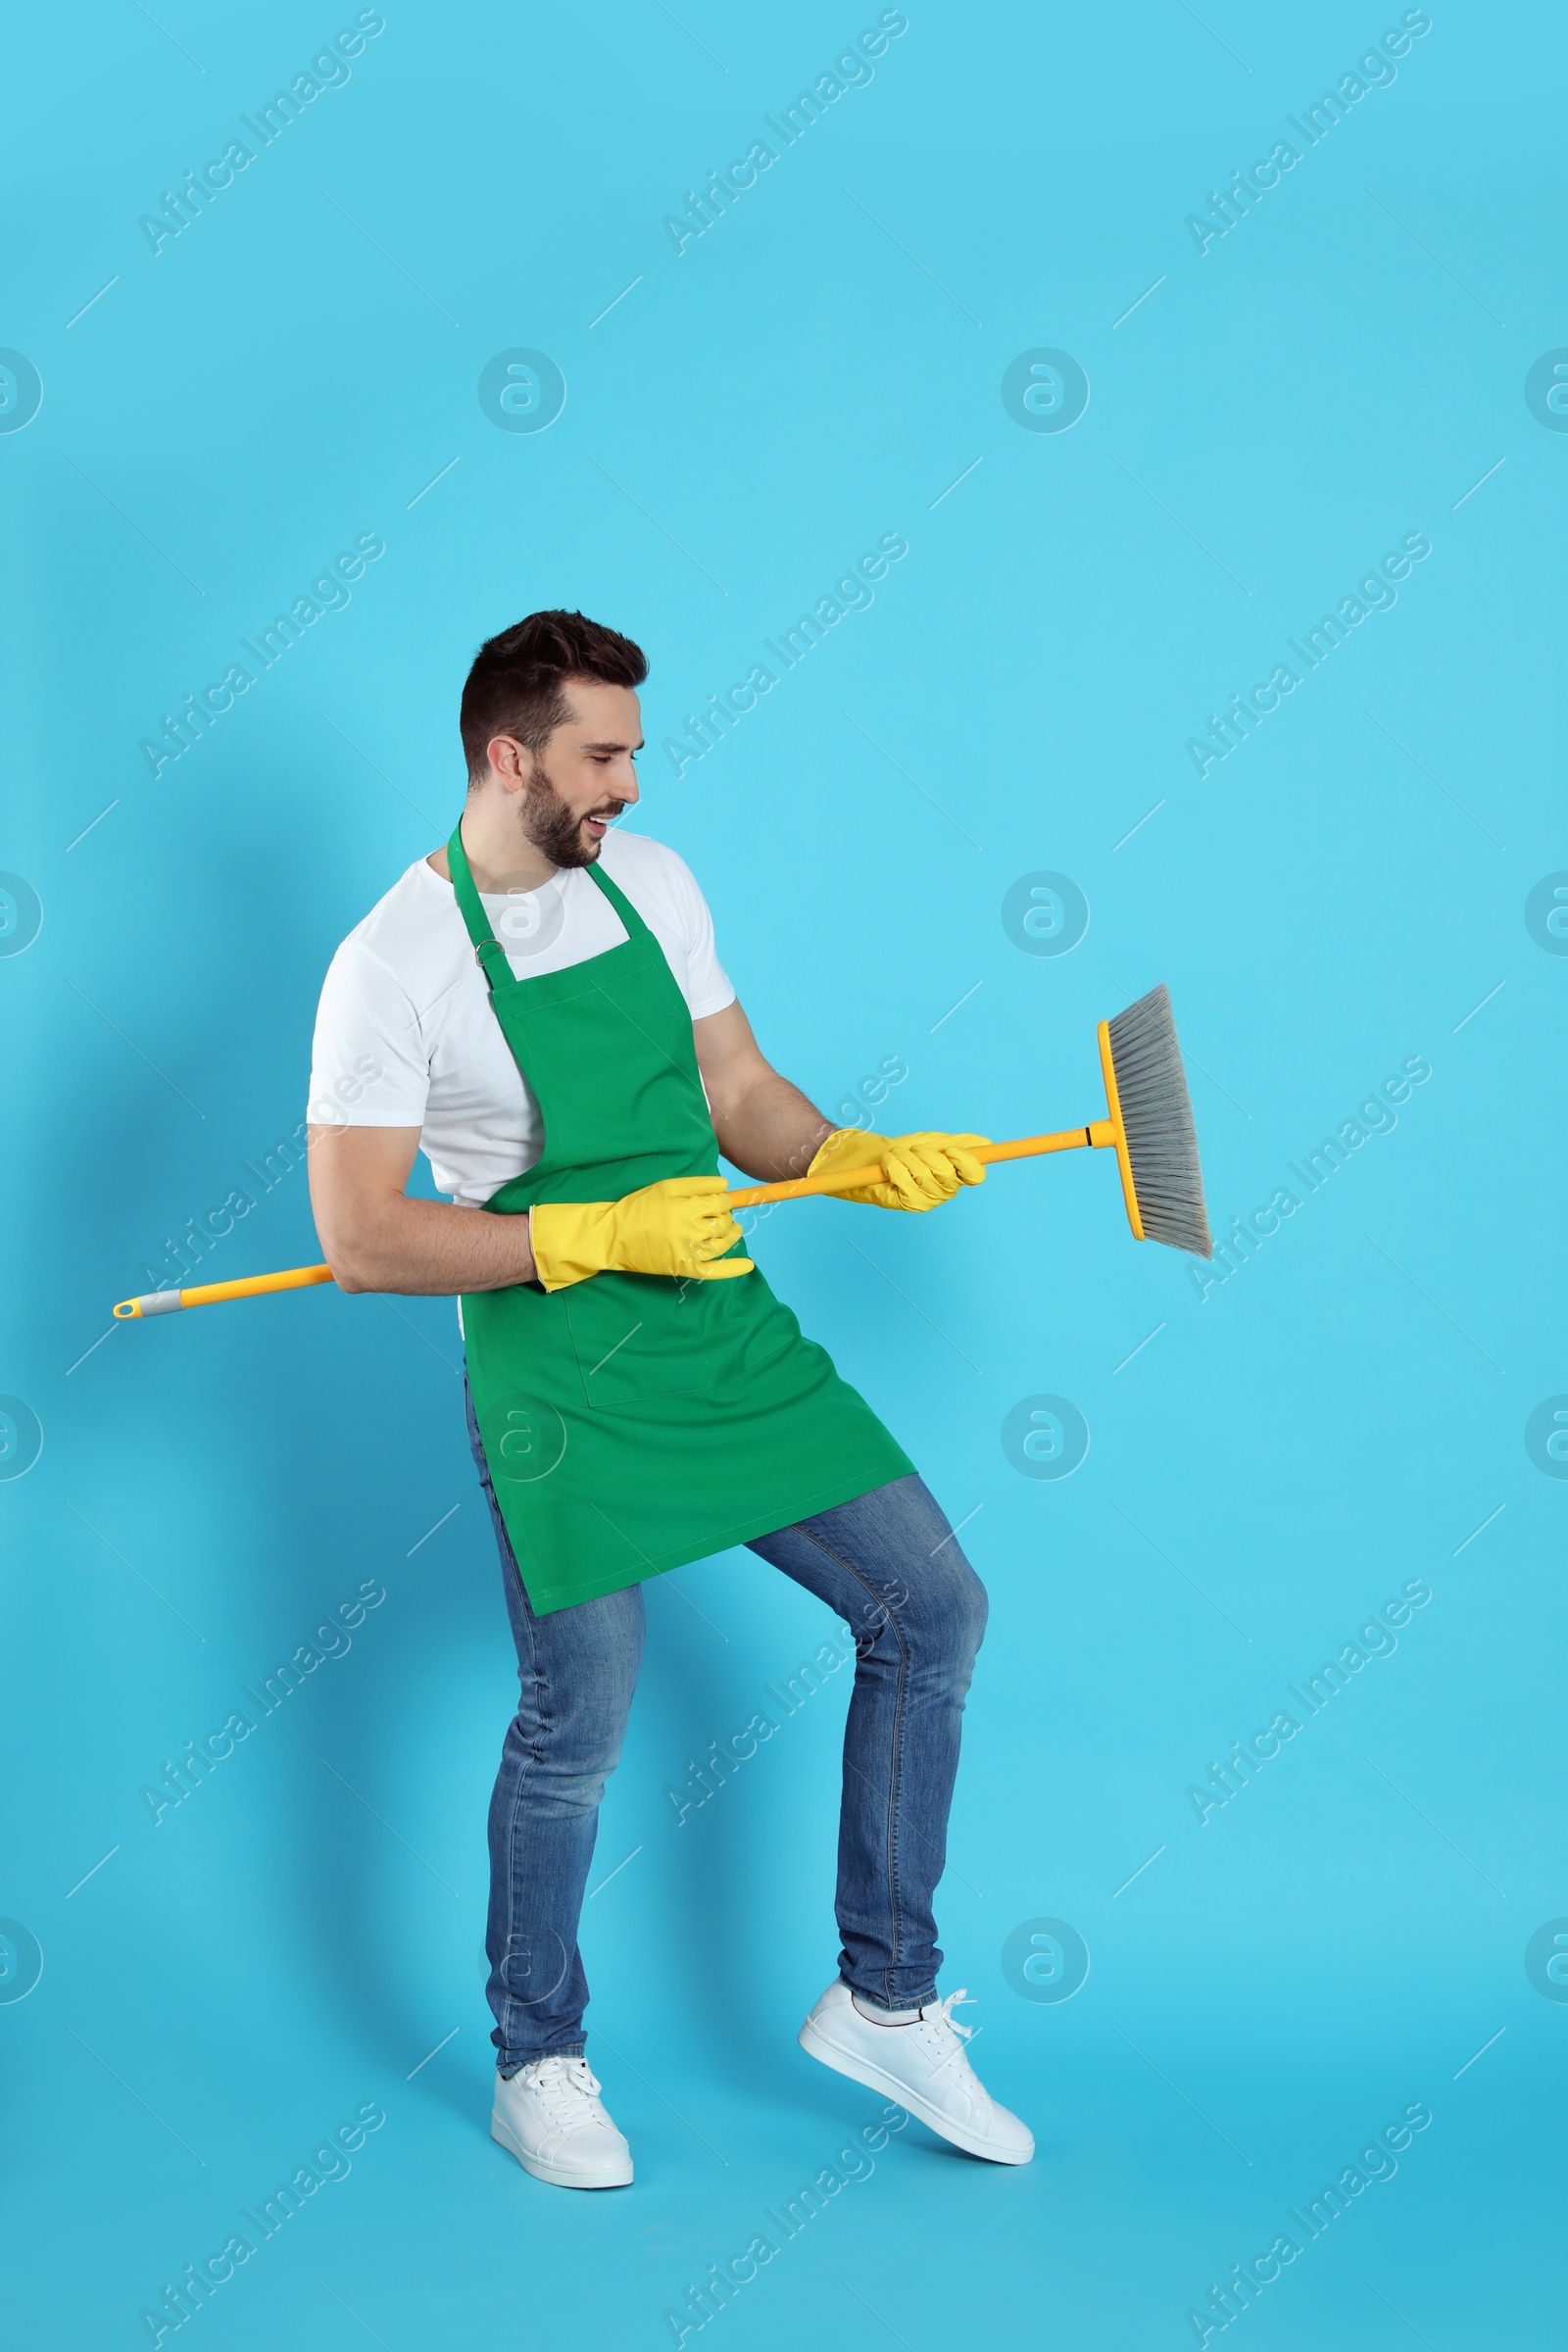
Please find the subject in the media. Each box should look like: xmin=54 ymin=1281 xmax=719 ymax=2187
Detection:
xmin=449 ymin=822 xmax=913 ymax=1614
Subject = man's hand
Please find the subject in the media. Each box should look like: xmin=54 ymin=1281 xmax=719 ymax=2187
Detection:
xmin=806 ymin=1127 xmax=990 ymax=1210
xmin=308 ymin=1124 xmax=539 ymax=1295
xmin=531 ymin=1177 xmax=755 ymax=1292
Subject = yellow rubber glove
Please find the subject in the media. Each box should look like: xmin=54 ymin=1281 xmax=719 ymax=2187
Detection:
xmin=530 ymin=1176 xmax=755 ymax=1293
xmin=807 ymin=1127 xmax=990 ymax=1211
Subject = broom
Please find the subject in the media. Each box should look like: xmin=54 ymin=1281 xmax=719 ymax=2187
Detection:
xmin=112 ymin=983 xmax=1211 ymax=1319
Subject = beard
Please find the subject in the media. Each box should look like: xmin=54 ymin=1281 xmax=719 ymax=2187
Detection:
xmin=517 ymin=756 xmax=625 ymax=869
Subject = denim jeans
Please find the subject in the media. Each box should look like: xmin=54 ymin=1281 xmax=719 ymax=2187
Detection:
xmin=466 ymin=1380 xmax=988 ymax=2072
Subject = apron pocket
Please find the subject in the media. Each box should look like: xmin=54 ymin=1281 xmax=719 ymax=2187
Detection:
xmin=564 ymin=1270 xmax=734 ymax=1407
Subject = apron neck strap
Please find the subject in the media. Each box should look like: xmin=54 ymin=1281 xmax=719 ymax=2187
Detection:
xmin=586 ymin=857 xmax=650 ymax=940
xmin=447 ymin=820 xmax=651 ymax=991
xmin=446 ymin=820 xmax=513 ymax=994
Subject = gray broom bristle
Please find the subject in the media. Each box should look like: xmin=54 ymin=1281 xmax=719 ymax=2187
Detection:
xmin=1105 ymin=984 xmax=1212 ymax=1259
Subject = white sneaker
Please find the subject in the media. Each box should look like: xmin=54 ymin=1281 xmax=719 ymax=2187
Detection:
xmin=491 ymin=2054 xmax=633 ymax=2188
xmin=798 ymin=1980 xmax=1034 ymax=2165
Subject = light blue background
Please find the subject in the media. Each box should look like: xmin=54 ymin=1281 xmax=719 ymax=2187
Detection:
xmin=2 ymin=3 xmax=1562 ymax=2344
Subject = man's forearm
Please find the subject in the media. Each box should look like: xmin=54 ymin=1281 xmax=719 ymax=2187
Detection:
xmin=711 ymin=1070 xmax=835 ymax=1184
xmin=319 ymin=1192 xmax=536 ymax=1297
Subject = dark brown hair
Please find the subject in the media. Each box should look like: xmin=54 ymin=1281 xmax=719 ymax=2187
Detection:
xmin=460 ymin=609 xmax=648 ymax=780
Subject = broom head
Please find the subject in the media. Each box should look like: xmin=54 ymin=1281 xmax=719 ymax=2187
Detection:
xmin=1101 ymin=984 xmax=1212 ymax=1258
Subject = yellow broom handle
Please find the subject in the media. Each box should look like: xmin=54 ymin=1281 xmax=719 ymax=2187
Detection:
xmin=113 ymin=1120 xmax=1121 ymax=1315
xmin=114 ymin=1263 xmax=335 ymax=1318
xmin=728 ymin=1122 xmax=1115 ymax=1207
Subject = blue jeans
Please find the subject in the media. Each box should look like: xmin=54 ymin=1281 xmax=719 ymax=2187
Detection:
xmin=466 ymin=1381 xmax=988 ymax=2072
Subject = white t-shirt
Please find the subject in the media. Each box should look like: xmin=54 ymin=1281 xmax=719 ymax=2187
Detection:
xmin=308 ymin=830 xmax=736 ymax=1205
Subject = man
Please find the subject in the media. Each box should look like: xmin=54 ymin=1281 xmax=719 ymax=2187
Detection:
xmin=307 ymin=610 xmax=1032 ymax=2188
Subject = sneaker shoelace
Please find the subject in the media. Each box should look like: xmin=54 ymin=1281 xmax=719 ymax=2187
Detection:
xmin=909 ymin=1989 xmax=988 ymax=2096
xmin=520 ymin=2054 xmax=605 ymax=2128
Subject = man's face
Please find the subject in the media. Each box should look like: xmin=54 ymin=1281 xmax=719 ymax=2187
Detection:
xmin=492 ymin=679 xmax=643 ymax=868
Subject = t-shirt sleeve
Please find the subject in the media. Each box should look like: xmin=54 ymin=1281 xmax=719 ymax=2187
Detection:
xmin=664 ymin=850 xmax=735 ymax=1018
xmin=307 ymin=939 xmax=434 ymax=1128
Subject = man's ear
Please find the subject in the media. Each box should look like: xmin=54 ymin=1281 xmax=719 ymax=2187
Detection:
xmin=486 ymin=733 xmax=529 ymax=788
